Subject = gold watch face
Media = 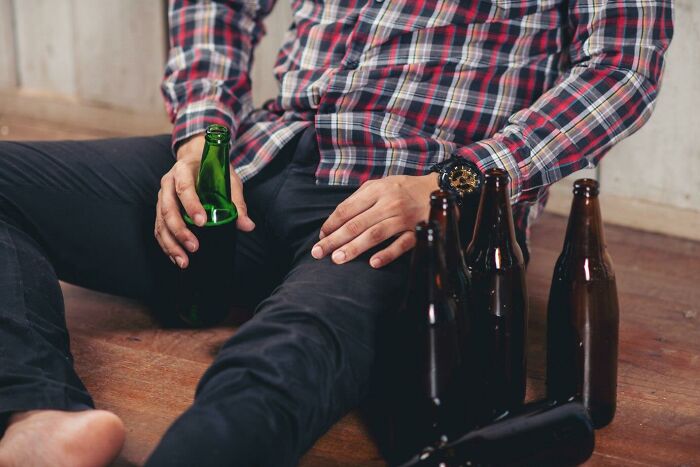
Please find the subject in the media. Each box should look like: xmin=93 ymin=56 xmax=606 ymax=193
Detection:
xmin=449 ymin=164 xmax=480 ymax=195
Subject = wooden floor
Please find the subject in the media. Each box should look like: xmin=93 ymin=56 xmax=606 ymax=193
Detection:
xmin=2 ymin=116 xmax=700 ymax=466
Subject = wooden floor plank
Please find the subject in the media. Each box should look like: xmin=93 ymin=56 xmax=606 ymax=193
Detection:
xmin=2 ymin=118 xmax=699 ymax=466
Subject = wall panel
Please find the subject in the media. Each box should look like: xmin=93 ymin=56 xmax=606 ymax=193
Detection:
xmin=599 ymin=0 xmax=700 ymax=211
xmin=14 ymin=0 xmax=77 ymax=95
xmin=251 ymin=0 xmax=293 ymax=108
xmin=0 ymin=0 xmax=17 ymax=89
xmin=72 ymin=0 xmax=167 ymax=113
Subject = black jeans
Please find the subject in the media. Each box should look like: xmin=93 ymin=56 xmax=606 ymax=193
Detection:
xmin=0 ymin=128 xmax=410 ymax=466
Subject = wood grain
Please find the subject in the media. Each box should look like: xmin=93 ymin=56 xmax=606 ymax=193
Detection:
xmin=2 ymin=120 xmax=699 ymax=466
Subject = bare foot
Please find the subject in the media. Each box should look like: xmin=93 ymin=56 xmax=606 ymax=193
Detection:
xmin=0 ymin=409 xmax=125 ymax=467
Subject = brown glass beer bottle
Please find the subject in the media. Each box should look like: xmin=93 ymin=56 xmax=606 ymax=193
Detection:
xmin=391 ymin=221 xmax=463 ymax=462
xmin=465 ymin=168 xmax=528 ymax=421
xmin=429 ymin=190 xmax=471 ymax=350
xmin=397 ymin=400 xmax=595 ymax=467
xmin=546 ymin=179 xmax=619 ymax=428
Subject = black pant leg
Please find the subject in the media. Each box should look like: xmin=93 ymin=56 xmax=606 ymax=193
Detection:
xmin=0 ymin=136 xmax=178 ymax=423
xmin=0 ymin=137 xmax=176 ymax=298
xmin=147 ymin=245 xmax=410 ymax=467
xmin=147 ymin=128 xmax=412 ymax=466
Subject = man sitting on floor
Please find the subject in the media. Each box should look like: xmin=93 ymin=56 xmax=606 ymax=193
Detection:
xmin=0 ymin=0 xmax=672 ymax=466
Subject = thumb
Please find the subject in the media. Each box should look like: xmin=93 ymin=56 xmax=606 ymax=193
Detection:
xmin=230 ymin=170 xmax=255 ymax=232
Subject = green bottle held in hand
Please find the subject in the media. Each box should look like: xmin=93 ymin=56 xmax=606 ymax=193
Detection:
xmin=185 ymin=124 xmax=238 ymax=226
xmin=176 ymin=124 xmax=238 ymax=327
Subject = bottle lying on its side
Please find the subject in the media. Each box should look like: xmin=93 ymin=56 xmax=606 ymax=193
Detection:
xmin=396 ymin=400 xmax=595 ymax=467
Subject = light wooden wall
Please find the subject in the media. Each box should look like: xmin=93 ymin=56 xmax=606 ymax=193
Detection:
xmin=14 ymin=0 xmax=78 ymax=96
xmin=251 ymin=0 xmax=293 ymax=108
xmin=2 ymin=0 xmax=167 ymax=114
xmin=0 ymin=0 xmax=17 ymax=88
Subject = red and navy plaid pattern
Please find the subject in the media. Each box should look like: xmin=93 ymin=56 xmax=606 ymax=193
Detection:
xmin=162 ymin=0 xmax=673 ymax=235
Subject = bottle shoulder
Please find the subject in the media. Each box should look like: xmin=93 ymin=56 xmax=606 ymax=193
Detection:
xmin=465 ymin=241 xmax=524 ymax=273
xmin=553 ymin=249 xmax=616 ymax=282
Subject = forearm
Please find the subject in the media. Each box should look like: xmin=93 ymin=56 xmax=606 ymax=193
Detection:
xmin=161 ymin=0 xmax=276 ymax=151
xmin=454 ymin=0 xmax=674 ymax=203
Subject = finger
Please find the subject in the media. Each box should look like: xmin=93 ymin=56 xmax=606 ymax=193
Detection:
xmin=154 ymin=216 xmax=189 ymax=268
xmin=173 ymin=163 xmax=206 ymax=227
xmin=369 ymin=230 xmax=416 ymax=268
xmin=329 ymin=216 xmax=406 ymax=265
xmin=230 ymin=170 xmax=255 ymax=232
xmin=319 ymin=185 xmax=378 ymax=239
xmin=312 ymin=205 xmax=393 ymax=260
xmin=160 ymin=177 xmax=199 ymax=252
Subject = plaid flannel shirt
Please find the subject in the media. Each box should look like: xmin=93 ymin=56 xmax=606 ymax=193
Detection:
xmin=162 ymin=0 xmax=673 ymax=235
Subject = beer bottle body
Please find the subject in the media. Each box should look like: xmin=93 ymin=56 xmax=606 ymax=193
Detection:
xmin=469 ymin=264 xmax=528 ymax=415
xmin=176 ymin=222 xmax=236 ymax=326
xmin=391 ymin=222 xmax=463 ymax=461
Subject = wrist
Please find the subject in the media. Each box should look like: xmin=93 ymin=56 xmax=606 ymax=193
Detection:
xmin=176 ymin=134 xmax=205 ymax=162
xmin=424 ymin=172 xmax=440 ymax=190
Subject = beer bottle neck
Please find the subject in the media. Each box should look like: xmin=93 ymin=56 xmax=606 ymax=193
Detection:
xmin=429 ymin=194 xmax=466 ymax=269
xmin=408 ymin=224 xmax=453 ymax=324
xmin=467 ymin=173 xmax=523 ymax=267
xmin=197 ymin=139 xmax=230 ymax=196
xmin=189 ymin=125 xmax=237 ymax=226
xmin=562 ymin=195 xmax=606 ymax=256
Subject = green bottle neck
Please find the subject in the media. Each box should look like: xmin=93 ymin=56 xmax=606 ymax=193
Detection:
xmin=185 ymin=135 xmax=237 ymax=227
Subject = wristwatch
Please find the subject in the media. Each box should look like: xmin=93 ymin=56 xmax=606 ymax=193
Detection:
xmin=430 ymin=155 xmax=483 ymax=204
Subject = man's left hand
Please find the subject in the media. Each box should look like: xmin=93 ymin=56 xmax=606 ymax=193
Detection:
xmin=311 ymin=173 xmax=439 ymax=268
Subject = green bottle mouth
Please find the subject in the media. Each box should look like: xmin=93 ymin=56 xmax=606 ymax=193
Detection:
xmin=205 ymin=124 xmax=231 ymax=144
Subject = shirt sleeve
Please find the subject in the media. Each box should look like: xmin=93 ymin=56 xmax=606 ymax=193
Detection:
xmin=161 ymin=0 xmax=277 ymax=152
xmin=454 ymin=0 xmax=674 ymax=203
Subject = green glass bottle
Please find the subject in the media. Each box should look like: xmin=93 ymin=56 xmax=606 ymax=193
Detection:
xmin=176 ymin=124 xmax=238 ymax=327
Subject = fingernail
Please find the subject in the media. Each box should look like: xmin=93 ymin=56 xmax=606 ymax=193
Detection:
xmin=370 ymin=257 xmax=381 ymax=268
xmin=194 ymin=214 xmax=206 ymax=226
xmin=311 ymin=245 xmax=323 ymax=259
xmin=169 ymin=256 xmax=176 ymax=265
xmin=319 ymin=231 xmax=326 ymax=239
xmin=332 ymin=250 xmax=346 ymax=263
xmin=185 ymin=241 xmax=197 ymax=252
xmin=175 ymin=257 xmax=185 ymax=268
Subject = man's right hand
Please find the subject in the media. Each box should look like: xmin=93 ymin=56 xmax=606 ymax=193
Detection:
xmin=154 ymin=134 xmax=255 ymax=269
